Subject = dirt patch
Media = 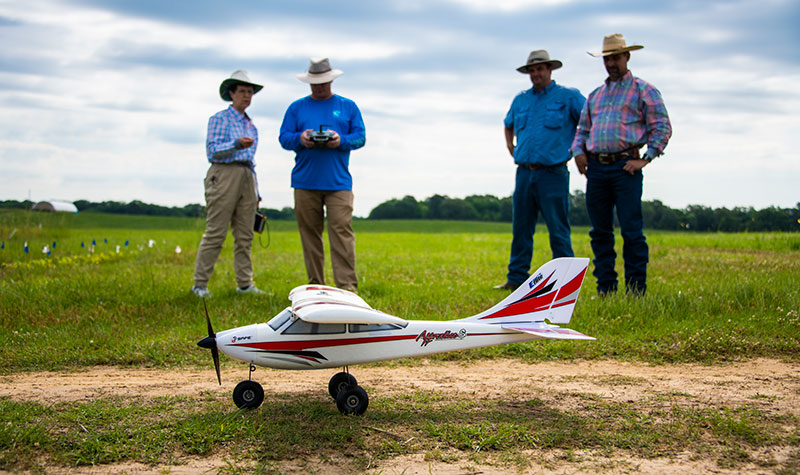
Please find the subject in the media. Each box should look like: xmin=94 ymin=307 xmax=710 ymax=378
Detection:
xmin=2 ymin=358 xmax=798 ymax=474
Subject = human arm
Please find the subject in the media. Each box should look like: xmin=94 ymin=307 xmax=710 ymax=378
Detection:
xmin=640 ymin=82 xmax=672 ymax=160
xmin=570 ymin=101 xmax=591 ymax=175
xmin=504 ymin=127 xmax=515 ymax=157
xmin=278 ymin=104 xmax=306 ymax=152
xmin=334 ymin=101 xmax=365 ymax=151
xmin=206 ymin=115 xmax=241 ymax=159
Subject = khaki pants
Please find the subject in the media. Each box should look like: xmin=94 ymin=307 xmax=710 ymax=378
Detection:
xmin=194 ymin=163 xmax=258 ymax=288
xmin=294 ymin=189 xmax=357 ymax=290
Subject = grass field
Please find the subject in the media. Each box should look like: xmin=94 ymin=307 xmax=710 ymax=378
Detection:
xmin=1 ymin=210 xmax=799 ymax=472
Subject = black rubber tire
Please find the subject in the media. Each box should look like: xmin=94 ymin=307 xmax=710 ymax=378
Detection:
xmin=328 ymin=372 xmax=357 ymax=399
xmin=336 ymin=385 xmax=369 ymax=415
xmin=232 ymin=380 xmax=264 ymax=409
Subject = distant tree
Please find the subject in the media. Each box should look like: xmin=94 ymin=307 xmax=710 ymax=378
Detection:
xmin=423 ymin=194 xmax=448 ymax=220
xmin=438 ymin=198 xmax=479 ymax=220
xmin=464 ymin=195 xmax=503 ymax=221
xmin=569 ymin=190 xmax=589 ymax=226
xmin=368 ymin=195 xmax=422 ymax=219
xmin=0 ymin=200 xmax=33 ymax=210
xmin=262 ymin=206 xmax=295 ymax=221
xmin=643 ymin=200 xmax=681 ymax=230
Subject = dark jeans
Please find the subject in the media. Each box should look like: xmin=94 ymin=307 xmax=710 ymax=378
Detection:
xmin=506 ymin=165 xmax=574 ymax=285
xmin=585 ymin=158 xmax=648 ymax=294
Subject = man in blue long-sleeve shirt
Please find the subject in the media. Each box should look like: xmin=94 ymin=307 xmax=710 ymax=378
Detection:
xmin=192 ymin=70 xmax=264 ymax=298
xmin=279 ymin=58 xmax=366 ymax=292
xmin=495 ymin=50 xmax=585 ymax=290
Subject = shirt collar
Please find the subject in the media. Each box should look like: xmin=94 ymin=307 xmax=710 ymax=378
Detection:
xmin=532 ymin=80 xmax=557 ymax=95
xmin=605 ymin=70 xmax=633 ymax=87
xmin=227 ymin=105 xmax=251 ymax=121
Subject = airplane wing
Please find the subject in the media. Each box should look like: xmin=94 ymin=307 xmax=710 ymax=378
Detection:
xmin=289 ymin=285 xmax=408 ymax=326
xmin=501 ymin=324 xmax=595 ymax=340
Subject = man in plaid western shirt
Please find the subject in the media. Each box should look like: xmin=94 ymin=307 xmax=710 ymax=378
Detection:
xmin=571 ymin=34 xmax=672 ymax=296
xmin=192 ymin=70 xmax=265 ymax=298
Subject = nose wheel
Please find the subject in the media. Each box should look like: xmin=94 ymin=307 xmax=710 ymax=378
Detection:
xmin=232 ymin=364 xmax=264 ymax=409
xmin=328 ymin=371 xmax=369 ymax=415
xmin=233 ymin=379 xmax=264 ymax=409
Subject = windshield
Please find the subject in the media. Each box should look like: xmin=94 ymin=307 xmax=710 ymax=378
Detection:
xmin=267 ymin=309 xmax=292 ymax=331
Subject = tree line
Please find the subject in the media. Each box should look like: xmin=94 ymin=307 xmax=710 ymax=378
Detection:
xmin=2 ymin=195 xmax=798 ymax=232
xmin=366 ymin=193 xmax=800 ymax=232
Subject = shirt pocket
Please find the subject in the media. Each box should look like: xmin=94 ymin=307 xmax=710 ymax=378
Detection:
xmin=544 ymin=102 xmax=566 ymax=129
xmin=621 ymin=104 xmax=642 ymax=125
xmin=514 ymin=111 xmax=528 ymax=131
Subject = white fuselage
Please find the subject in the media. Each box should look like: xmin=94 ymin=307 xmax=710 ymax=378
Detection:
xmin=215 ymin=314 xmax=544 ymax=370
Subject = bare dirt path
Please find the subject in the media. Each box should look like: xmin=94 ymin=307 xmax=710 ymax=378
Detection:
xmin=2 ymin=358 xmax=798 ymax=474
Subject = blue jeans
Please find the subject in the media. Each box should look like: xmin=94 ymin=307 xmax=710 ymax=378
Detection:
xmin=585 ymin=158 xmax=648 ymax=294
xmin=506 ymin=165 xmax=573 ymax=285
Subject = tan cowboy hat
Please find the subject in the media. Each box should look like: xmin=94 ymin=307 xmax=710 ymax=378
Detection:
xmin=588 ymin=33 xmax=643 ymax=57
xmin=296 ymin=58 xmax=344 ymax=84
xmin=516 ymin=50 xmax=562 ymax=73
xmin=219 ymin=70 xmax=263 ymax=101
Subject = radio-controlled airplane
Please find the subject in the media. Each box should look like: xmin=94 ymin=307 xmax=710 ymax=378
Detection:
xmin=198 ymin=257 xmax=594 ymax=415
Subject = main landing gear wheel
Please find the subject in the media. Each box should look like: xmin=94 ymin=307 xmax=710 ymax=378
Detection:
xmin=336 ymin=385 xmax=369 ymax=416
xmin=328 ymin=372 xmax=358 ymax=399
xmin=233 ymin=380 xmax=264 ymax=409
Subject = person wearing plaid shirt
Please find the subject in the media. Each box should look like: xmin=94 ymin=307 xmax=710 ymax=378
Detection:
xmin=192 ymin=70 xmax=265 ymax=298
xmin=571 ymin=34 xmax=672 ymax=296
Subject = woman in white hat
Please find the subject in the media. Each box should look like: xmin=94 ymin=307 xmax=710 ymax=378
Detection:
xmin=192 ymin=70 xmax=265 ymax=298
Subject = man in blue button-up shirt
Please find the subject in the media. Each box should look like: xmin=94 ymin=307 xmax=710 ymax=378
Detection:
xmin=495 ymin=50 xmax=585 ymax=290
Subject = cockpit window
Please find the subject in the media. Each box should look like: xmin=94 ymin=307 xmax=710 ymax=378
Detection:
xmin=349 ymin=323 xmax=408 ymax=332
xmin=267 ymin=309 xmax=292 ymax=331
xmin=282 ymin=318 xmax=345 ymax=335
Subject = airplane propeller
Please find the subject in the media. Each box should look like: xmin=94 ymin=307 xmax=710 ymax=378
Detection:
xmin=197 ymin=298 xmax=221 ymax=385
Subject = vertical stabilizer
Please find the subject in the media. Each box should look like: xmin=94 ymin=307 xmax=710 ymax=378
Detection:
xmin=460 ymin=257 xmax=589 ymax=324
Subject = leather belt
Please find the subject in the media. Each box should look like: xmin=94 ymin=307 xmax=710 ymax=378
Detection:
xmin=213 ymin=160 xmax=252 ymax=167
xmin=518 ymin=160 xmax=568 ymax=170
xmin=585 ymin=147 xmax=640 ymax=165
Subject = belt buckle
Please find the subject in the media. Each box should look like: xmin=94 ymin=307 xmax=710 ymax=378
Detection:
xmin=596 ymin=154 xmax=615 ymax=165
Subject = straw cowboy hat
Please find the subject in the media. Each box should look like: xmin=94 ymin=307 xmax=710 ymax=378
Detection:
xmin=296 ymin=58 xmax=344 ymax=84
xmin=516 ymin=50 xmax=563 ymax=73
xmin=588 ymin=33 xmax=644 ymax=57
xmin=219 ymin=70 xmax=263 ymax=101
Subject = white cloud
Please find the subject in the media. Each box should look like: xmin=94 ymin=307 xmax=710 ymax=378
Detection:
xmin=0 ymin=0 xmax=798 ymax=217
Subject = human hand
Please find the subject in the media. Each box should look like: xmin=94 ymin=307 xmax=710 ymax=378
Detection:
xmin=622 ymin=159 xmax=649 ymax=175
xmin=574 ymin=154 xmax=588 ymax=175
xmin=300 ymin=129 xmax=314 ymax=148
xmin=238 ymin=137 xmax=254 ymax=149
xmin=326 ymin=130 xmax=341 ymax=148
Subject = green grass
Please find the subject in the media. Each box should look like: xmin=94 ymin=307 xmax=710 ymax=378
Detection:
xmin=1 ymin=389 xmax=797 ymax=472
xmin=1 ymin=209 xmax=799 ymax=471
xmin=2 ymin=210 xmax=798 ymax=371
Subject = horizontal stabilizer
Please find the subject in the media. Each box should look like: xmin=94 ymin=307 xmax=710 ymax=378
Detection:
xmin=501 ymin=324 xmax=595 ymax=340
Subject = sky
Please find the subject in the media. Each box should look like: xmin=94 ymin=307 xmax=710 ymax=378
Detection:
xmin=0 ymin=0 xmax=798 ymax=217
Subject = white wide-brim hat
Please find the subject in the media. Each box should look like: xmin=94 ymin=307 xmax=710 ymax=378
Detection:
xmin=588 ymin=33 xmax=644 ymax=57
xmin=296 ymin=58 xmax=343 ymax=84
xmin=219 ymin=70 xmax=263 ymax=101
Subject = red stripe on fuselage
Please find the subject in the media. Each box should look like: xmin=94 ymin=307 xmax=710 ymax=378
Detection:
xmin=233 ymin=332 xmax=511 ymax=352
